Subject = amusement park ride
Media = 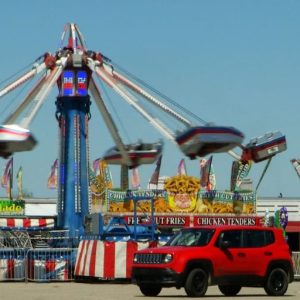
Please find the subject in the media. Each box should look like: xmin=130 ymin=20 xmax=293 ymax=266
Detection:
xmin=0 ymin=23 xmax=287 ymax=241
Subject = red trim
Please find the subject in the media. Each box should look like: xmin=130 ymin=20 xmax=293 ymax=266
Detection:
xmin=23 ymin=218 xmax=30 ymax=228
xmin=104 ymin=242 xmax=115 ymax=278
xmin=7 ymin=218 xmax=15 ymax=227
xmin=7 ymin=259 xmax=14 ymax=279
xmin=286 ymin=222 xmax=300 ymax=233
xmin=82 ymin=240 xmax=91 ymax=276
xmin=126 ymin=241 xmax=137 ymax=278
xmin=89 ymin=240 xmax=98 ymax=277
xmin=38 ymin=218 xmax=47 ymax=227
xmin=75 ymin=240 xmax=85 ymax=275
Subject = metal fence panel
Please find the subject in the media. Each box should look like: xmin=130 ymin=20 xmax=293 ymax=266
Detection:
xmin=0 ymin=248 xmax=26 ymax=281
xmin=26 ymin=248 xmax=77 ymax=282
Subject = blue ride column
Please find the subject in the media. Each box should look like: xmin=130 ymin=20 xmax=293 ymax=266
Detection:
xmin=56 ymin=69 xmax=91 ymax=242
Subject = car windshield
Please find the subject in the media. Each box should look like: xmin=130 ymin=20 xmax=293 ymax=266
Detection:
xmin=165 ymin=228 xmax=215 ymax=247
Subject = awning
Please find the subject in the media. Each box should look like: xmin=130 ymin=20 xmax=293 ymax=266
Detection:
xmin=0 ymin=217 xmax=55 ymax=230
xmin=286 ymin=221 xmax=300 ymax=233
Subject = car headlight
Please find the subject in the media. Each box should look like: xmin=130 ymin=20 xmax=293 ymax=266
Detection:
xmin=133 ymin=254 xmax=138 ymax=263
xmin=164 ymin=253 xmax=173 ymax=263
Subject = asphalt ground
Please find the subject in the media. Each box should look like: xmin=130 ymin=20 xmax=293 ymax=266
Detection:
xmin=0 ymin=281 xmax=299 ymax=300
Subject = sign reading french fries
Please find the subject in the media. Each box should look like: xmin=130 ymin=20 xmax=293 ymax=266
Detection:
xmin=164 ymin=175 xmax=200 ymax=212
xmin=106 ymin=175 xmax=256 ymax=215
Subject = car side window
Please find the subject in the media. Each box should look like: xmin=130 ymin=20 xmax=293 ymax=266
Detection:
xmin=243 ymin=230 xmax=275 ymax=248
xmin=265 ymin=230 xmax=275 ymax=245
xmin=217 ymin=230 xmax=243 ymax=248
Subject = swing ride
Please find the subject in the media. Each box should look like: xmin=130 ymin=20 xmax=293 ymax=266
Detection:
xmin=0 ymin=23 xmax=287 ymax=239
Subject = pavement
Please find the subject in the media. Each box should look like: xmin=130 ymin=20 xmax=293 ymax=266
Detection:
xmin=0 ymin=281 xmax=299 ymax=300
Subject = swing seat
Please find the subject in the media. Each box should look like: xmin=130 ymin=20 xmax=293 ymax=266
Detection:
xmin=175 ymin=126 xmax=244 ymax=158
xmin=103 ymin=141 xmax=163 ymax=167
xmin=0 ymin=124 xmax=37 ymax=157
xmin=242 ymin=131 xmax=287 ymax=163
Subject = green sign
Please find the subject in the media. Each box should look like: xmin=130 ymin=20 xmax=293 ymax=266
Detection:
xmin=0 ymin=199 xmax=25 ymax=216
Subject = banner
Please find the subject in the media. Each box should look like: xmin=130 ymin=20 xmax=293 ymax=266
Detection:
xmin=47 ymin=159 xmax=58 ymax=189
xmin=16 ymin=167 xmax=23 ymax=199
xmin=177 ymin=159 xmax=187 ymax=176
xmin=1 ymin=158 xmax=13 ymax=198
xmin=230 ymin=160 xmax=252 ymax=191
xmin=197 ymin=190 xmax=256 ymax=215
xmin=131 ymin=167 xmax=140 ymax=189
xmin=92 ymin=158 xmax=100 ymax=175
xmin=0 ymin=199 xmax=25 ymax=216
xmin=200 ymin=156 xmax=216 ymax=191
xmin=99 ymin=159 xmax=113 ymax=189
xmin=291 ymin=159 xmax=300 ymax=178
xmin=106 ymin=189 xmax=256 ymax=215
xmin=149 ymin=155 xmax=162 ymax=185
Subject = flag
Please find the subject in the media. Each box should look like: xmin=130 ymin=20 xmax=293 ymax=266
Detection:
xmin=208 ymin=161 xmax=216 ymax=191
xmin=1 ymin=157 xmax=13 ymax=189
xmin=99 ymin=159 xmax=113 ymax=188
xmin=47 ymin=159 xmax=58 ymax=189
xmin=16 ymin=166 xmax=23 ymax=199
xmin=291 ymin=159 xmax=300 ymax=178
xmin=200 ymin=156 xmax=216 ymax=191
xmin=149 ymin=155 xmax=162 ymax=185
xmin=131 ymin=167 xmax=140 ymax=189
xmin=93 ymin=158 xmax=100 ymax=176
xmin=231 ymin=159 xmax=252 ymax=191
xmin=7 ymin=168 xmax=12 ymax=199
xmin=177 ymin=158 xmax=187 ymax=176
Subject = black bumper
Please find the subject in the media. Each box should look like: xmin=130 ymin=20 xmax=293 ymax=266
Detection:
xmin=131 ymin=267 xmax=183 ymax=287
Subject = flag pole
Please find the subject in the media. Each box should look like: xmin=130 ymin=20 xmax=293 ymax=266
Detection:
xmin=9 ymin=157 xmax=13 ymax=200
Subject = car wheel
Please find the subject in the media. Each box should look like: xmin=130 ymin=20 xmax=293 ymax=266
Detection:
xmin=264 ymin=268 xmax=289 ymax=296
xmin=184 ymin=268 xmax=208 ymax=297
xmin=218 ymin=285 xmax=241 ymax=296
xmin=139 ymin=283 xmax=162 ymax=296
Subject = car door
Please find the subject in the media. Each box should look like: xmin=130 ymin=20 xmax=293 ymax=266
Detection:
xmin=213 ymin=229 xmax=247 ymax=276
xmin=242 ymin=229 xmax=275 ymax=275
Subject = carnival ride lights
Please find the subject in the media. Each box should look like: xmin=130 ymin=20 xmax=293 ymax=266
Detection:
xmin=0 ymin=23 xmax=287 ymax=240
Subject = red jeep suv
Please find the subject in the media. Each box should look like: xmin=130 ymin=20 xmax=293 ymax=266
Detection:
xmin=132 ymin=225 xmax=294 ymax=297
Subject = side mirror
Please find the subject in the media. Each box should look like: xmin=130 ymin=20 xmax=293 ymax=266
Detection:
xmin=220 ymin=240 xmax=230 ymax=250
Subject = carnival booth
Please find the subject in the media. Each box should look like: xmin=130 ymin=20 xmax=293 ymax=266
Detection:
xmin=74 ymin=174 xmax=261 ymax=280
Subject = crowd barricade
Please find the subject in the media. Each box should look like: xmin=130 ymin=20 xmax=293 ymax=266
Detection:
xmin=0 ymin=248 xmax=77 ymax=282
xmin=26 ymin=248 xmax=77 ymax=282
xmin=74 ymin=239 xmax=156 ymax=280
xmin=292 ymin=252 xmax=300 ymax=279
xmin=0 ymin=248 xmax=26 ymax=281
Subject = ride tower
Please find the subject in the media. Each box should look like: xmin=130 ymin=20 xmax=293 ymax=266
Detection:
xmin=56 ymin=66 xmax=92 ymax=241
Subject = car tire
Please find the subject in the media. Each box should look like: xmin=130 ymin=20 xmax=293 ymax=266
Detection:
xmin=264 ymin=267 xmax=289 ymax=296
xmin=184 ymin=268 xmax=208 ymax=297
xmin=139 ymin=283 xmax=162 ymax=296
xmin=218 ymin=285 xmax=241 ymax=296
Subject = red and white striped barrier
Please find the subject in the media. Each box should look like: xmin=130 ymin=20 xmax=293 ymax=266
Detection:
xmin=0 ymin=218 xmax=55 ymax=229
xmin=75 ymin=240 xmax=155 ymax=279
xmin=0 ymin=259 xmax=25 ymax=281
xmin=27 ymin=259 xmax=70 ymax=281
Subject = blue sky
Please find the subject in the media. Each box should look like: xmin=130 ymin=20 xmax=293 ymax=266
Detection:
xmin=0 ymin=0 xmax=300 ymax=198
